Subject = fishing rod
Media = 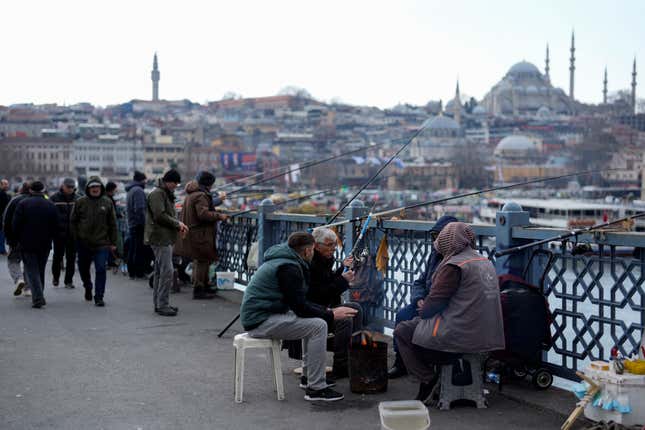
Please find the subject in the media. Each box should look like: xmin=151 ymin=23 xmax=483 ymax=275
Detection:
xmin=225 ymin=141 xmax=390 ymax=197
xmin=325 ymin=127 xmax=425 ymax=225
xmin=227 ymin=187 xmax=338 ymax=217
xmin=495 ymin=211 xmax=645 ymax=257
xmin=321 ymin=169 xmax=619 ymax=230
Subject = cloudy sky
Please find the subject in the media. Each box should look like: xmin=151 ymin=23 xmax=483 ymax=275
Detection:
xmin=1 ymin=0 xmax=643 ymax=108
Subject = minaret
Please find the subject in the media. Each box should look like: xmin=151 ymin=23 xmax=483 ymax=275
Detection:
xmin=632 ymin=58 xmax=638 ymax=115
xmin=545 ymin=44 xmax=551 ymax=82
xmin=453 ymin=80 xmax=462 ymax=125
xmin=569 ymin=31 xmax=575 ymax=100
xmin=603 ymin=67 xmax=608 ymax=104
xmin=151 ymin=53 xmax=160 ymax=102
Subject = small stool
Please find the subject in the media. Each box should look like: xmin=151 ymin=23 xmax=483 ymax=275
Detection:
xmin=437 ymin=354 xmax=487 ymax=410
xmin=233 ymin=333 xmax=285 ymax=403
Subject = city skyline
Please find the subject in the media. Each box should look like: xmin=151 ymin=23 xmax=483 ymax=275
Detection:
xmin=1 ymin=0 xmax=643 ymax=108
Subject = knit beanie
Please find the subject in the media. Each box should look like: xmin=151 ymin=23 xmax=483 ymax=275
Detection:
xmin=162 ymin=169 xmax=181 ymax=184
xmin=197 ymin=171 xmax=216 ymax=187
xmin=30 ymin=181 xmax=45 ymax=193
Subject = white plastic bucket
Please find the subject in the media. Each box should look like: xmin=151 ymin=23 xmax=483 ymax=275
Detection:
xmin=215 ymin=272 xmax=236 ymax=290
xmin=379 ymin=401 xmax=430 ymax=430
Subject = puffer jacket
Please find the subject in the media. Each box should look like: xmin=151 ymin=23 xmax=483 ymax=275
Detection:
xmin=70 ymin=177 xmax=118 ymax=249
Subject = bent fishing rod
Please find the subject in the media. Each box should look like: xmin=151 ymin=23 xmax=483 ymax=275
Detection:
xmin=495 ymin=211 xmax=645 ymax=257
xmin=320 ymin=169 xmax=619 ymax=230
xmin=224 ymin=141 xmax=390 ymax=197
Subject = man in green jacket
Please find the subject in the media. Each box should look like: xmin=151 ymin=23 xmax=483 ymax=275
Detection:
xmin=145 ymin=169 xmax=188 ymax=317
xmin=70 ymin=177 xmax=117 ymax=307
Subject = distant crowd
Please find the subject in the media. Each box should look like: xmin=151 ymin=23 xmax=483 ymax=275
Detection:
xmin=0 ymin=169 xmax=227 ymax=314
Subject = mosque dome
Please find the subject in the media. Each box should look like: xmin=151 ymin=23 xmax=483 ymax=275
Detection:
xmin=472 ymin=105 xmax=486 ymax=115
xmin=507 ymin=61 xmax=542 ymax=77
xmin=422 ymin=115 xmax=460 ymax=131
xmin=536 ymin=105 xmax=552 ymax=118
xmin=495 ymin=134 xmax=538 ymax=155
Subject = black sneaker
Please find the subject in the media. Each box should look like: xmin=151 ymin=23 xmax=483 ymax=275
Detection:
xmin=415 ymin=373 xmax=440 ymax=404
xmin=84 ymin=288 xmax=93 ymax=301
xmin=53 ymin=280 xmax=59 ymax=287
xmin=64 ymin=283 xmax=75 ymax=289
xmin=94 ymin=298 xmax=105 ymax=307
xmin=300 ymin=375 xmax=336 ymax=389
xmin=304 ymin=387 xmax=344 ymax=402
xmin=32 ymin=298 xmax=46 ymax=309
xmin=156 ymin=307 xmax=177 ymax=317
xmin=155 ymin=306 xmax=178 ymax=313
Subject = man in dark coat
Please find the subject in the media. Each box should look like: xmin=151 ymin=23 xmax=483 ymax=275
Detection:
xmin=70 ymin=177 xmax=118 ymax=307
xmin=0 ymin=179 xmax=10 ymax=254
xmin=388 ymin=215 xmax=458 ymax=378
xmin=308 ymin=227 xmax=361 ymax=378
xmin=174 ymin=171 xmax=227 ymax=300
xmin=3 ymin=182 xmax=31 ymax=296
xmin=126 ymin=171 xmax=149 ymax=279
xmin=12 ymin=181 xmax=58 ymax=308
xmin=50 ymin=178 xmax=79 ymax=288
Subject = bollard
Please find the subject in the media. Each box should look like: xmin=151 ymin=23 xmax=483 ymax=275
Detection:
xmin=495 ymin=201 xmax=530 ymax=277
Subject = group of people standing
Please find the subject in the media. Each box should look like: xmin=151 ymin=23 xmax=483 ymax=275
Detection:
xmin=0 ymin=168 xmax=229 ymax=316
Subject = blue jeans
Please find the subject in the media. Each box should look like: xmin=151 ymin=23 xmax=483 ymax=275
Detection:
xmin=393 ymin=302 xmax=420 ymax=352
xmin=77 ymin=243 xmax=109 ymax=299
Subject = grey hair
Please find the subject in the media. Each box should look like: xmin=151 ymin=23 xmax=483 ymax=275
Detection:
xmin=312 ymin=227 xmax=338 ymax=244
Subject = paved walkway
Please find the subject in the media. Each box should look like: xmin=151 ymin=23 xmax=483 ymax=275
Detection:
xmin=0 ymin=256 xmax=585 ymax=430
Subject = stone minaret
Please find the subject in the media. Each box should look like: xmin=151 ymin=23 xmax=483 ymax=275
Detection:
xmin=569 ymin=32 xmax=575 ymax=100
xmin=603 ymin=67 xmax=608 ymax=104
xmin=632 ymin=58 xmax=638 ymax=115
xmin=151 ymin=53 xmax=160 ymax=102
xmin=545 ymin=44 xmax=551 ymax=82
xmin=453 ymin=80 xmax=462 ymax=125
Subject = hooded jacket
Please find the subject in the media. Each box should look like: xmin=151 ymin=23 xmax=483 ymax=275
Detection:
xmin=50 ymin=188 xmax=79 ymax=239
xmin=126 ymin=180 xmax=146 ymax=228
xmin=174 ymin=180 xmax=226 ymax=261
xmin=70 ymin=177 xmax=118 ymax=249
xmin=12 ymin=192 xmax=58 ymax=252
xmin=410 ymin=215 xmax=458 ymax=304
xmin=240 ymin=243 xmax=333 ymax=331
xmin=412 ymin=222 xmax=505 ymax=353
xmin=144 ymin=179 xmax=180 ymax=246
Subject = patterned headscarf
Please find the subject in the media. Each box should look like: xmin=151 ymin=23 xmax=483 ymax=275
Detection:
xmin=432 ymin=222 xmax=476 ymax=279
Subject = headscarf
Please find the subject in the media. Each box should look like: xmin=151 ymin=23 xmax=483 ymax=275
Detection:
xmin=431 ymin=222 xmax=476 ymax=281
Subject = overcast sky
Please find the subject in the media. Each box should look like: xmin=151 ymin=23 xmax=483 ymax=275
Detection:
xmin=1 ymin=0 xmax=643 ymax=108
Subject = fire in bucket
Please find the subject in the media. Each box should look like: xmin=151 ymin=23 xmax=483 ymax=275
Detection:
xmin=349 ymin=330 xmax=388 ymax=394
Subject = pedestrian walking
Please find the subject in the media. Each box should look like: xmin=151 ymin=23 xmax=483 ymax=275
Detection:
xmin=145 ymin=169 xmax=188 ymax=317
xmin=0 ymin=178 xmax=11 ymax=254
xmin=50 ymin=178 xmax=79 ymax=288
xmin=70 ymin=177 xmax=118 ymax=307
xmin=126 ymin=171 xmax=150 ymax=279
xmin=3 ymin=182 xmax=31 ymax=297
xmin=174 ymin=171 xmax=228 ymax=300
xmin=12 ymin=181 xmax=58 ymax=308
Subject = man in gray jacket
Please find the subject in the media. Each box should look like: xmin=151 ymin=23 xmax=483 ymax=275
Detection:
xmin=393 ymin=222 xmax=504 ymax=403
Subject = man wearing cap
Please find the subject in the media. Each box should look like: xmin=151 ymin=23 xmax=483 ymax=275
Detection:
xmin=12 ymin=181 xmax=58 ymax=308
xmin=174 ymin=171 xmax=228 ymax=300
xmin=50 ymin=178 xmax=79 ymax=288
xmin=145 ymin=169 xmax=189 ymax=317
xmin=126 ymin=171 xmax=149 ymax=279
xmin=70 ymin=176 xmax=118 ymax=307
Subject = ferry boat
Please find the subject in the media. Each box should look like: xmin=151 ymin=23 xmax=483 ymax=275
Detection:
xmin=479 ymin=198 xmax=645 ymax=231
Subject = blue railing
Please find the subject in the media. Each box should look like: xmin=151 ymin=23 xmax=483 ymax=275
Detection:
xmin=216 ymin=200 xmax=645 ymax=380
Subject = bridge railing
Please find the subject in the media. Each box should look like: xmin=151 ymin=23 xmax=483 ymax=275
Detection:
xmin=215 ymin=200 xmax=645 ymax=380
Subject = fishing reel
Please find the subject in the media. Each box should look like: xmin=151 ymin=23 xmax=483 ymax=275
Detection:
xmin=570 ymin=241 xmax=592 ymax=256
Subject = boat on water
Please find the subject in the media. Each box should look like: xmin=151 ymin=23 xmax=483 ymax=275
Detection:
xmin=479 ymin=198 xmax=645 ymax=232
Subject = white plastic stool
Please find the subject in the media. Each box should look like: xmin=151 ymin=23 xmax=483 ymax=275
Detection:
xmin=233 ymin=333 xmax=285 ymax=403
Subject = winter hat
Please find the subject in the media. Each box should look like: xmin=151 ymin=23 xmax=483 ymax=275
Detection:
xmin=162 ymin=169 xmax=181 ymax=184
xmin=62 ymin=177 xmax=76 ymax=188
xmin=133 ymin=171 xmax=147 ymax=182
xmin=196 ymin=171 xmax=216 ymax=187
xmin=30 ymin=181 xmax=45 ymax=193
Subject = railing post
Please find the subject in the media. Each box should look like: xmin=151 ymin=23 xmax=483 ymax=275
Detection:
xmin=257 ymin=198 xmax=276 ymax=266
xmin=343 ymin=199 xmax=368 ymax=255
xmin=495 ymin=201 xmax=530 ymax=276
